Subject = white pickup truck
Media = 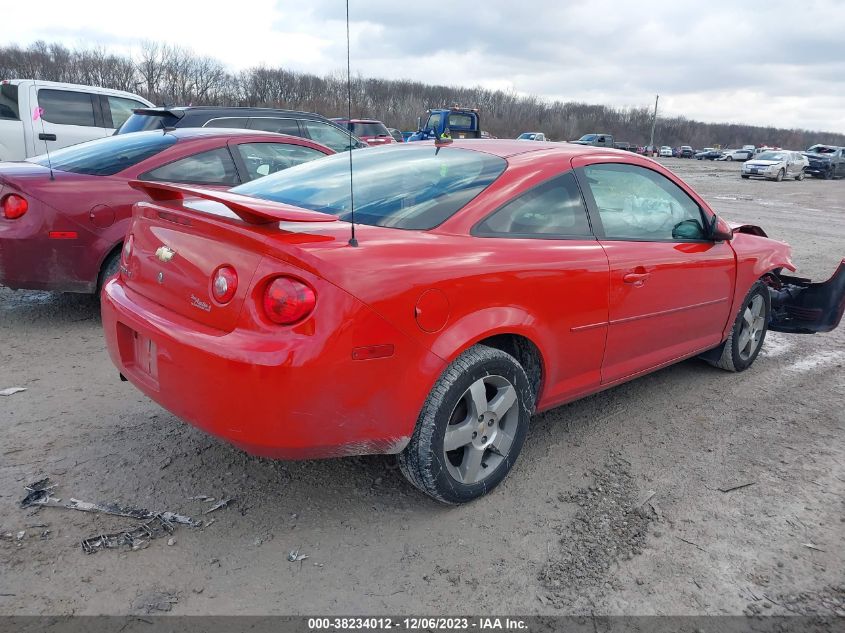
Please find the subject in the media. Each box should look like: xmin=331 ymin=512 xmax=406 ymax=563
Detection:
xmin=0 ymin=79 xmax=153 ymax=161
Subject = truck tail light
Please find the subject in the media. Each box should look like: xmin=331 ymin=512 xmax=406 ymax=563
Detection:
xmin=212 ymin=265 xmax=238 ymax=304
xmin=2 ymin=194 xmax=28 ymax=219
xmin=263 ymin=276 xmax=316 ymax=325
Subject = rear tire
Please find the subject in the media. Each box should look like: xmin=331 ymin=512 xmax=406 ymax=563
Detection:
xmin=398 ymin=344 xmax=533 ymax=504
xmin=96 ymin=248 xmax=121 ymax=296
xmin=796 ymin=170 xmax=805 ymax=181
xmin=706 ymin=281 xmax=770 ymax=372
xmin=741 ymin=175 xmax=750 ymax=179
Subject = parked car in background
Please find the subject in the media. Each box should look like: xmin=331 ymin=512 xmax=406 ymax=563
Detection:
xmin=117 ymin=106 xmax=366 ymax=153
xmin=679 ymin=146 xmax=695 ymax=158
xmin=0 ymin=79 xmax=153 ymax=161
xmin=0 ymin=128 xmax=333 ymax=294
xmin=659 ymin=146 xmax=673 ymax=157
xmin=717 ymin=149 xmax=752 ymax=161
xmin=803 ymin=144 xmax=845 ymax=180
xmin=570 ymin=133 xmax=614 ymax=148
xmin=332 ymin=118 xmax=396 ymax=146
xmin=101 ymin=139 xmax=843 ymax=503
xmin=695 ymin=148 xmax=720 ymax=160
xmin=518 ymin=132 xmax=546 ymax=141
xmin=741 ymin=150 xmax=807 ymax=181
xmin=387 ymin=128 xmax=404 ymax=143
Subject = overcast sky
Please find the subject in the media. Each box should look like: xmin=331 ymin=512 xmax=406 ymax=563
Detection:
xmin=9 ymin=0 xmax=845 ymax=133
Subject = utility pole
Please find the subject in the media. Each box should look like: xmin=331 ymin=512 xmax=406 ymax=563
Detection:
xmin=648 ymin=94 xmax=659 ymax=156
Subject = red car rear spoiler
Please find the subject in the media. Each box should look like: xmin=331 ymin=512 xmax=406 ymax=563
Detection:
xmin=129 ymin=180 xmax=338 ymax=225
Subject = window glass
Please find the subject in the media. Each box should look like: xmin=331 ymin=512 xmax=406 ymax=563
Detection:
xmin=476 ymin=171 xmax=591 ymax=237
xmin=37 ymin=89 xmax=96 ymax=126
xmin=301 ymin=120 xmax=358 ymax=152
xmin=247 ymin=117 xmax=301 ymax=135
xmin=140 ymin=147 xmax=240 ymax=185
xmin=424 ymin=113 xmax=441 ymax=130
xmin=28 ymin=131 xmax=177 ymax=175
xmin=204 ymin=117 xmax=249 ymax=129
xmin=448 ymin=113 xmax=474 ymax=128
xmin=107 ymin=96 xmax=147 ymax=129
xmin=583 ymin=163 xmax=706 ymax=241
xmin=0 ymin=83 xmax=20 ymax=120
xmin=117 ymin=112 xmax=175 ymax=134
xmin=232 ymin=145 xmax=506 ymax=230
xmin=236 ymin=142 xmax=327 ymax=180
xmin=351 ymin=122 xmax=389 ymax=137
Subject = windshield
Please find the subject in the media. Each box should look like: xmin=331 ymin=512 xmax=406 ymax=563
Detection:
xmin=807 ymin=145 xmax=836 ymax=154
xmin=757 ymin=152 xmax=785 ymax=161
xmin=29 ymin=132 xmax=177 ymax=175
xmin=117 ymin=112 xmax=180 ymax=134
xmin=518 ymin=133 xmax=536 ymax=140
xmin=232 ymin=145 xmax=506 ymax=230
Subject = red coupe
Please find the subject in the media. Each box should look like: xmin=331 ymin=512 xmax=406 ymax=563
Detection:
xmin=0 ymin=128 xmax=333 ymax=293
xmin=101 ymin=141 xmax=844 ymax=503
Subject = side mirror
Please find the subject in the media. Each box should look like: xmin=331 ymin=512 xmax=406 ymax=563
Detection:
xmin=672 ymin=219 xmax=705 ymax=240
xmin=709 ymin=215 xmax=733 ymax=241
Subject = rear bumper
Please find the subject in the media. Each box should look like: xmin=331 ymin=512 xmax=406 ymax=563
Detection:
xmin=101 ymin=277 xmax=444 ymax=459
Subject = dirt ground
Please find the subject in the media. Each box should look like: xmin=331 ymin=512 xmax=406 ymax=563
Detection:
xmin=1 ymin=158 xmax=843 ymax=617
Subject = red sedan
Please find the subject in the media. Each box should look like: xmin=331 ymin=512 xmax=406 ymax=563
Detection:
xmin=0 ymin=128 xmax=333 ymax=293
xmin=101 ymin=141 xmax=844 ymax=503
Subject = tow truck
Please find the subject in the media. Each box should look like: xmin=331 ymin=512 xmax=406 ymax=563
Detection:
xmin=407 ymin=106 xmax=481 ymax=142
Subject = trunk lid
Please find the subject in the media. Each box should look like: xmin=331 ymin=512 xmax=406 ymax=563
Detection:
xmin=123 ymin=183 xmax=338 ymax=332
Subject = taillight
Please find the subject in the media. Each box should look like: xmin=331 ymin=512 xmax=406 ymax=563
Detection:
xmin=263 ymin=276 xmax=316 ymax=325
xmin=212 ymin=265 xmax=238 ymax=304
xmin=2 ymin=194 xmax=28 ymax=219
xmin=120 ymin=235 xmax=134 ymax=272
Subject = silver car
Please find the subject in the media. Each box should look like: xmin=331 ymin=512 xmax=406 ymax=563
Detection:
xmin=741 ymin=150 xmax=808 ymax=181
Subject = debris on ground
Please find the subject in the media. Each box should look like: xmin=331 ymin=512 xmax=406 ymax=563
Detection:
xmin=288 ymin=548 xmax=309 ymax=562
xmin=747 ymin=584 xmax=845 ymax=617
xmin=539 ymin=452 xmax=653 ymax=611
xmin=801 ymin=542 xmax=825 ymax=552
xmin=132 ymin=590 xmax=179 ymax=614
xmin=203 ymin=498 xmax=234 ymax=515
xmin=20 ymin=478 xmax=200 ymax=526
xmin=0 ymin=387 xmax=26 ymax=396
xmin=717 ymin=481 xmax=756 ymax=493
xmin=81 ymin=514 xmax=177 ymax=554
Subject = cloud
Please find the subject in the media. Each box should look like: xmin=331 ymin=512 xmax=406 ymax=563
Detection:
xmin=7 ymin=0 xmax=845 ymax=133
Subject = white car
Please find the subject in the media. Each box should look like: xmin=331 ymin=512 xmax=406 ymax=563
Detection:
xmin=717 ymin=149 xmax=753 ymax=161
xmin=659 ymin=146 xmax=673 ymax=157
xmin=741 ymin=150 xmax=808 ymax=181
xmin=0 ymin=79 xmax=153 ymax=161
xmin=517 ymin=132 xmax=546 ymax=141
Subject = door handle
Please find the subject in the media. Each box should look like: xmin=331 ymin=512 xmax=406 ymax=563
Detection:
xmin=38 ymin=133 xmax=57 ymax=141
xmin=623 ymin=269 xmax=650 ymax=285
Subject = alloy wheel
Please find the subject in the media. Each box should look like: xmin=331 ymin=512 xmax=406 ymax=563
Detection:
xmin=442 ymin=375 xmax=519 ymax=485
xmin=737 ymin=294 xmax=766 ymax=361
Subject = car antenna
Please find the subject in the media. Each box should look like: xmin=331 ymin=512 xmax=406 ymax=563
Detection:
xmin=345 ymin=0 xmax=358 ymax=247
xmin=33 ymin=79 xmax=54 ymax=181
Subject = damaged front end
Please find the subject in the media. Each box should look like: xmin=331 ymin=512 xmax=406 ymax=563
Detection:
xmin=766 ymin=260 xmax=845 ymax=334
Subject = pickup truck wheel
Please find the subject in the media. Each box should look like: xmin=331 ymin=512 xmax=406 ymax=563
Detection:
xmin=398 ymin=344 xmax=533 ymax=504
xmin=706 ymin=281 xmax=770 ymax=372
xmin=775 ymin=169 xmax=785 ymax=182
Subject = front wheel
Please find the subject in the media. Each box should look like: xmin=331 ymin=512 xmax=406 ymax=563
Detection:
xmin=399 ymin=345 xmax=533 ymax=504
xmin=824 ymin=169 xmax=834 ymax=180
xmin=706 ymin=281 xmax=770 ymax=372
xmin=796 ymin=170 xmax=805 ymax=181
xmin=775 ymin=169 xmax=785 ymax=182
xmin=726 ymin=156 xmax=733 ymax=161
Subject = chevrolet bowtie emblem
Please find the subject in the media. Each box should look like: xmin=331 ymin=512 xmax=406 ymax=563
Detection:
xmin=155 ymin=246 xmax=175 ymax=263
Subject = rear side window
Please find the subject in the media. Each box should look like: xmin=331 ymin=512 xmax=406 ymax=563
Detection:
xmin=248 ymin=118 xmax=301 ymax=136
xmin=232 ymin=145 xmax=506 ymax=230
xmin=475 ymin=172 xmax=591 ymax=238
xmin=235 ymin=142 xmax=328 ymax=180
xmin=140 ymin=147 xmax=240 ymax=186
xmin=350 ymin=122 xmax=388 ymax=137
xmin=0 ymin=83 xmax=19 ymax=120
xmin=38 ymin=89 xmax=96 ymax=126
xmin=29 ymin=132 xmax=177 ymax=176
xmin=301 ymin=120 xmax=358 ymax=152
xmin=204 ymin=117 xmax=249 ymax=130
xmin=107 ymin=96 xmax=148 ymax=129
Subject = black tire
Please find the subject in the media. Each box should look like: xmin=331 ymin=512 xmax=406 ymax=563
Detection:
xmin=823 ymin=169 xmax=833 ymax=180
xmin=706 ymin=281 xmax=770 ymax=372
xmin=796 ymin=170 xmax=805 ymax=181
xmin=398 ymin=344 xmax=533 ymax=504
xmin=741 ymin=175 xmax=750 ymax=179
xmin=726 ymin=156 xmax=733 ymax=161
xmin=96 ymin=248 xmax=121 ymax=295
xmin=775 ymin=169 xmax=784 ymax=182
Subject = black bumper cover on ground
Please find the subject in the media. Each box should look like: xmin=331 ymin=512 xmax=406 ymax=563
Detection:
xmin=769 ymin=260 xmax=845 ymax=334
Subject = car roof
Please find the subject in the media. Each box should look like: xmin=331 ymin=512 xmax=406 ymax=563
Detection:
xmin=331 ymin=118 xmax=382 ymax=123
xmin=422 ymin=139 xmax=639 ymax=159
xmin=136 ymin=105 xmax=329 ymax=120
xmin=162 ymin=127 xmax=296 ymax=140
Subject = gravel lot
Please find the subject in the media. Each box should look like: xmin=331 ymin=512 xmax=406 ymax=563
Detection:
xmin=1 ymin=157 xmax=843 ymax=616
